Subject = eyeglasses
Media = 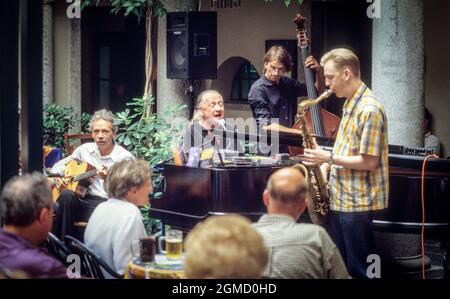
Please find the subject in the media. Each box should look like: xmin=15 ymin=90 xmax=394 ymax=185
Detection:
xmin=268 ymin=63 xmax=286 ymax=74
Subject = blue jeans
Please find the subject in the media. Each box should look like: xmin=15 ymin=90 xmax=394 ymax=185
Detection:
xmin=326 ymin=210 xmax=376 ymax=279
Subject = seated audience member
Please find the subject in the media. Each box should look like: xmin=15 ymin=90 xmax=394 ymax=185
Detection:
xmin=0 ymin=173 xmax=68 ymax=278
xmin=51 ymin=109 xmax=134 ymax=239
xmin=184 ymin=215 xmax=268 ymax=279
xmin=423 ymin=107 xmax=441 ymax=156
xmin=182 ymin=89 xmax=240 ymax=156
xmin=252 ymin=167 xmax=350 ymax=279
xmin=84 ymin=159 xmax=151 ymax=277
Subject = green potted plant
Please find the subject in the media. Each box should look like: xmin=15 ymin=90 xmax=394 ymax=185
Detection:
xmin=43 ymin=103 xmax=91 ymax=156
xmin=115 ymin=95 xmax=187 ymax=167
xmin=115 ymin=95 xmax=188 ymax=234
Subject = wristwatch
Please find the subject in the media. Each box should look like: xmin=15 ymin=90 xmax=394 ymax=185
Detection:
xmin=328 ymin=152 xmax=335 ymax=166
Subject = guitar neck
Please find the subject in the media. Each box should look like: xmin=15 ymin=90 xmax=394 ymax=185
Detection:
xmin=73 ymin=169 xmax=98 ymax=182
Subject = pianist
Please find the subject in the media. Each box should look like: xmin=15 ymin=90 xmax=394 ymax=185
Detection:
xmin=181 ymin=89 xmax=239 ymax=158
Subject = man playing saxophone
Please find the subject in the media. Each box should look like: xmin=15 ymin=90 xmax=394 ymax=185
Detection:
xmin=302 ymin=48 xmax=389 ymax=279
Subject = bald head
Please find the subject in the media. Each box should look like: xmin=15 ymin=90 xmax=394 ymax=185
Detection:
xmin=266 ymin=167 xmax=308 ymax=204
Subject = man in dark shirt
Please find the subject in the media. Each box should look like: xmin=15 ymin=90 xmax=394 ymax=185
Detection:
xmin=0 ymin=173 xmax=68 ymax=278
xmin=248 ymin=46 xmax=324 ymax=153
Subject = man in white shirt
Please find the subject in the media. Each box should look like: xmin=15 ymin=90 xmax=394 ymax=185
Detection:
xmin=51 ymin=109 xmax=134 ymax=239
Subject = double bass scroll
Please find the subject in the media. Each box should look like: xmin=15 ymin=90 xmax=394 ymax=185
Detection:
xmin=289 ymin=13 xmax=340 ymax=156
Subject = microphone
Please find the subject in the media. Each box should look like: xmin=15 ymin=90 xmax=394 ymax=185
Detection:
xmin=217 ymin=119 xmax=227 ymax=131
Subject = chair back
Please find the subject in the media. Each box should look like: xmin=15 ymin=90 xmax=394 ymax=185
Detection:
xmin=64 ymin=133 xmax=93 ymax=155
xmin=46 ymin=232 xmax=71 ymax=265
xmin=63 ymin=235 xmax=123 ymax=279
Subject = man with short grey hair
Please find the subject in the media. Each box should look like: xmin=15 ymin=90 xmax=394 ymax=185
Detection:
xmin=0 ymin=173 xmax=67 ymax=278
xmin=51 ymin=109 xmax=134 ymax=239
xmin=252 ymin=167 xmax=350 ymax=279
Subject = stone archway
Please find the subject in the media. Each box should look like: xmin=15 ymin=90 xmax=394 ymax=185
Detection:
xmin=211 ymin=56 xmax=251 ymax=101
xmin=209 ymin=56 xmax=259 ymax=129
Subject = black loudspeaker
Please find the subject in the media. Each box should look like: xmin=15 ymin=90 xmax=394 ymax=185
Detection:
xmin=167 ymin=11 xmax=217 ymax=80
xmin=265 ymin=40 xmax=298 ymax=80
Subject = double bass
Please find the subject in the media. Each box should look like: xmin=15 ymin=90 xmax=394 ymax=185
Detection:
xmin=289 ymin=14 xmax=340 ymax=156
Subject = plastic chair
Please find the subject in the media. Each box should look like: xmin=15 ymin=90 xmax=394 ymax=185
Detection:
xmin=63 ymin=235 xmax=123 ymax=279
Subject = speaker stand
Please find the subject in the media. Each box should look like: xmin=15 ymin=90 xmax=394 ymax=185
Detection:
xmin=187 ymin=80 xmax=195 ymax=119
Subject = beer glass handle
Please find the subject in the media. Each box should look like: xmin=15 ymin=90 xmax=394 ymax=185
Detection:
xmin=158 ymin=236 xmax=167 ymax=254
xmin=130 ymin=240 xmax=139 ymax=259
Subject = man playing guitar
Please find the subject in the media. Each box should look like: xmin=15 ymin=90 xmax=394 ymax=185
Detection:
xmin=50 ymin=109 xmax=134 ymax=239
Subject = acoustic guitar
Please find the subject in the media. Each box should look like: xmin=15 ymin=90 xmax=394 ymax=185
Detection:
xmin=51 ymin=159 xmax=101 ymax=202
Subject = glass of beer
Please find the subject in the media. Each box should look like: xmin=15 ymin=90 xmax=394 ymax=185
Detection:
xmin=158 ymin=229 xmax=183 ymax=260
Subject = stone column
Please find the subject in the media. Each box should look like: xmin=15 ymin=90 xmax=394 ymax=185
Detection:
xmin=157 ymin=0 xmax=197 ymax=120
xmin=68 ymin=18 xmax=81 ymax=130
xmin=372 ymin=0 xmax=424 ymax=147
xmin=372 ymin=0 xmax=426 ymax=277
xmin=42 ymin=0 xmax=54 ymax=105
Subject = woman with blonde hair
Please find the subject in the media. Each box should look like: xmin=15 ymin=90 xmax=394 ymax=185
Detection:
xmin=84 ymin=159 xmax=152 ymax=278
xmin=184 ymin=215 xmax=268 ymax=279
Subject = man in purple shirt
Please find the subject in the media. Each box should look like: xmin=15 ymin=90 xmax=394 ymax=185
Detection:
xmin=0 ymin=172 xmax=67 ymax=278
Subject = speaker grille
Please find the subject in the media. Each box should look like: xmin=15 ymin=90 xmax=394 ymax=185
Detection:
xmin=166 ymin=12 xmax=217 ymax=79
xmin=168 ymin=30 xmax=188 ymax=76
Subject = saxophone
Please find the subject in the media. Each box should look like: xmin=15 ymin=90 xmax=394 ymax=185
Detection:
xmin=297 ymin=90 xmax=333 ymax=225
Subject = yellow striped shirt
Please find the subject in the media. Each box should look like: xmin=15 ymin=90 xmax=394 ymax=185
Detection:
xmin=330 ymin=83 xmax=389 ymax=212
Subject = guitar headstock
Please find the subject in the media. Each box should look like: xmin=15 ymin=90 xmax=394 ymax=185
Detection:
xmin=293 ymin=13 xmax=309 ymax=48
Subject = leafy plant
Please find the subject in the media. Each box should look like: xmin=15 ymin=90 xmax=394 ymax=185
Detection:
xmin=115 ymin=96 xmax=188 ymax=167
xmin=139 ymin=205 xmax=162 ymax=235
xmin=81 ymin=0 xmax=167 ymax=20
xmin=43 ymin=104 xmax=91 ymax=153
xmin=265 ymin=0 xmax=304 ymax=7
xmin=115 ymin=96 xmax=187 ymax=235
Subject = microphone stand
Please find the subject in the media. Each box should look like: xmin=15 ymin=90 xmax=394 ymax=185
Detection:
xmin=187 ymin=80 xmax=195 ymax=119
xmin=212 ymin=135 xmax=225 ymax=167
